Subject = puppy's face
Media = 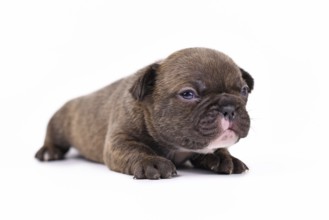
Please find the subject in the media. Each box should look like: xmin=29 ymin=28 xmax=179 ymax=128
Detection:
xmin=130 ymin=48 xmax=254 ymax=152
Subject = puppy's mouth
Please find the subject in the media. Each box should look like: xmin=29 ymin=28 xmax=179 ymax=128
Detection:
xmin=191 ymin=118 xmax=239 ymax=154
xmin=212 ymin=118 xmax=239 ymax=147
xmin=220 ymin=117 xmax=232 ymax=131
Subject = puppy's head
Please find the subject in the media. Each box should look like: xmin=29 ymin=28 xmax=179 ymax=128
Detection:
xmin=130 ymin=48 xmax=254 ymax=153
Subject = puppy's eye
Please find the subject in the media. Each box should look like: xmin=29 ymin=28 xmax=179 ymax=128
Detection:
xmin=179 ymin=90 xmax=197 ymax=100
xmin=241 ymin=85 xmax=249 ymax=97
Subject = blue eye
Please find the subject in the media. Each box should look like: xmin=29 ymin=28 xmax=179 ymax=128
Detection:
xmin=241 ymin=85 xmax=249 ymax=97
xmin=180 ymin=90 xmax=197 ymax=100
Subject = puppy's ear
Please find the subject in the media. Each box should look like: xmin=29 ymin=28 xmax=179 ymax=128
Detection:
xmin=240 ymin=68 xmax=254 ymax=92
xmin=129 ymin=63 xmax=159 ymax=101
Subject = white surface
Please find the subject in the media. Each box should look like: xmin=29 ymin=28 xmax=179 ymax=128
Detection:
xmin=1 ymin=1 xmax=328 ymax=219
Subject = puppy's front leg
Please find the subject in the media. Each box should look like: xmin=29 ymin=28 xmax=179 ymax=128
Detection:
xmin=190 ymin=149 xmax=248 ymax=174
xmin=104 ymin=134 xmax=177 ymax=179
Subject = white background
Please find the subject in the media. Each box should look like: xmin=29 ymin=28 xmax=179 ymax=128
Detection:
xmin=1 ymin=0 xmax=328 ymax=219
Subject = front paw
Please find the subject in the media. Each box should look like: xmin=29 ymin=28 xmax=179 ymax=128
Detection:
xmin=191 ymin=153 xmax=248 ymax=174
xmin=215 ymin=155 xmax=249 ymax=174
xmin=133 ymin=156 xmax=177 ymax=179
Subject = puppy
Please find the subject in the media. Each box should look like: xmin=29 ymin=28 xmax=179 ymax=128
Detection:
xmin=35 ymin=47 xmax=254 ymax=179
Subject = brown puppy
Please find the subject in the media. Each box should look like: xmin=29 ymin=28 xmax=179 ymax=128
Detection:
xmin=35 ymin=48 xmax=254 ymax=179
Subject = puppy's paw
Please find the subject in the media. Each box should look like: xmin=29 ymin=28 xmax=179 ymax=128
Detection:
xmin=214 ymin=153 xmax=249 ymax=174
xmin=35 ymin=146 xmax=65 ymax=161
xmin=192 ymin=153 xmax=248 ymax=174
xmin=133 ymin=156 xmax=177 ymax=180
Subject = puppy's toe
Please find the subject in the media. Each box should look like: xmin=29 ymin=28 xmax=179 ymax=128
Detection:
xmin=216 ymin=158 xmax=234 ymax=174
xmin=232 ymin=156 xmax=249 ymax=174
xmin=35 ymin=146 xmax=47 ymax=161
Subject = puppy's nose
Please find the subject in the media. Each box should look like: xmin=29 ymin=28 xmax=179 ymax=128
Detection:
xmin=219 ymin=105 xmax=236 ymax=121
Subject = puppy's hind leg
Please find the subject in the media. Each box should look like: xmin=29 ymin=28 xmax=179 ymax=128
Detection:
xmin=35 ymin=116 xmax=71 ymax=161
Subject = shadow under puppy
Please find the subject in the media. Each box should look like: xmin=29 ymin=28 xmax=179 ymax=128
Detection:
xmin=35 ymin=47 xmax=254 ymax=179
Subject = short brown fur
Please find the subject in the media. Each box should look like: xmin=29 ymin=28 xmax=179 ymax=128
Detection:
xmin=35 ymin=48 xmax=254 ymax=179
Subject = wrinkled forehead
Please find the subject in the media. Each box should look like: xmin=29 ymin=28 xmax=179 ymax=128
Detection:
xmin=157 ymin=53 xmax=243 ymax=93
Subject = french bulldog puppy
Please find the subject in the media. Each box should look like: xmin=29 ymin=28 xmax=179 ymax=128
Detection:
xmin=35 ymin=47 xmax=254 ymax=179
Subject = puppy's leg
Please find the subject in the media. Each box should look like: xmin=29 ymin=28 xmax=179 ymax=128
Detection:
xmin=104 ymin=134 xmax=177 ymax=179
xmin=190 ymin=149 xmax=248 ymax=174
xmin=35 ymin=113 xmax=71 ymax=161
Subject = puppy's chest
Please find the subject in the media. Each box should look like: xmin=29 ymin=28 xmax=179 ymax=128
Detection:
xmin=167 ymin=148 xmax=218 ymax=165
xmin=166 ymin=150 xmax=195 ymax=166
xmin=166 ymin=133 xmax=236 ymax=165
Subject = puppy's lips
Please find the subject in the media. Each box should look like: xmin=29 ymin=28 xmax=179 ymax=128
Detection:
xmin=193 ymin=118 xmax=239 ymax=154
xmin=220 ymin=118 xmax=239 ymax=133
xmin=209 ymin=118 xmax=239 ymax=148
xmin=220 ymin=118 xmax=231 ymax=131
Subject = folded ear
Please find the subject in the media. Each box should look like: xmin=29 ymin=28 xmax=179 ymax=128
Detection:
xmin=129 ymin=63 xmax=159 ymax=101
xmin=240 ymin=68 xmax=254 ymax=92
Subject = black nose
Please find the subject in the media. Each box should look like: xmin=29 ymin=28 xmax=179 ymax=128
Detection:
xmin=219 ymin=105 xmax=236 ymax=121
